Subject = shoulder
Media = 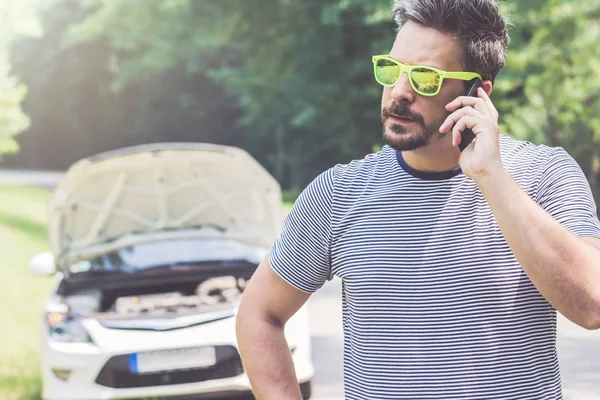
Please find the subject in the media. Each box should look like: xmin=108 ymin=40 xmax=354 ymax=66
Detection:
xmin=330 ymin=145 xmax=396 ymax=184
xmin=297 ymin=146 xmax=395 ymax=211
xmin=499 ymin=135 xmax=580 ymax=175
xmin=499 ymin=135 xmax=560 ymax=165
xmin=499 ymin=134 xmax=584 ymax=196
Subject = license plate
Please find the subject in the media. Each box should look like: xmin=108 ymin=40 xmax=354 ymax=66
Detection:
xmin=129 ymin=347 xmax=216 ymax=374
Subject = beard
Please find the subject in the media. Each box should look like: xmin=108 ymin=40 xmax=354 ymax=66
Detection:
xmin=381 ymin=102 xmax=448 ymax=151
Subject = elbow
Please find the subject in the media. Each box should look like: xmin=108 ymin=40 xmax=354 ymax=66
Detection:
xmin=580 ymin=301 xmax=600 ymax=331
xmin=235 ymin=304 xmax=283 ymax=340
xmin=581 ymin=318 xmax=600 ymax=331
xmin=582 ymin=313 xmax=600 ymax=331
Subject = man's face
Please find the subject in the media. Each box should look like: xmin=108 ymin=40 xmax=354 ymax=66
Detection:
xmin=382 ymin=21 xmax=468 ymax=152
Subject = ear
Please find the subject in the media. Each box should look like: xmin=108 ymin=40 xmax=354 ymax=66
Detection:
xmin=482 ymin=80 xmax=493 ymax=96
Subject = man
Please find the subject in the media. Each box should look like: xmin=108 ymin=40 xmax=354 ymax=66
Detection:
xmin=236 ymin=0 xmax=600 ymax=399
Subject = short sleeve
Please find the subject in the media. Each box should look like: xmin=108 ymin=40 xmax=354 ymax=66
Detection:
xmin=269 ymin=168 xmax=334 ymax=293
xmin=535 ymin=148 xmax=600 ymax=239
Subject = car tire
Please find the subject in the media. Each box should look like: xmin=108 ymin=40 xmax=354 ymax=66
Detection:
xmin=300 ymin=380 xmax=312 ymax=399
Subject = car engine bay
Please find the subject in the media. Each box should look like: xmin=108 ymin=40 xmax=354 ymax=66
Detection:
xmin=64 ymin=275 xmax=248 ymax=319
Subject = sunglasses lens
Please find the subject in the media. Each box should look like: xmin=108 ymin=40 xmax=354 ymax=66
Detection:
xmin=410 ymin=68 xmax=441 ymax=95
xmin=375 ymin=58 xmax=401 ymax=86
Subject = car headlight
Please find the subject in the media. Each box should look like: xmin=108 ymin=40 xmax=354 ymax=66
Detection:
xmin=46 ymin=304 xmax=93 ymax=343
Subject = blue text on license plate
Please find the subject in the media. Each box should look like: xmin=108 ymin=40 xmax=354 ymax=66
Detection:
xmin=129 ymin=347 xmax=216 ymax=374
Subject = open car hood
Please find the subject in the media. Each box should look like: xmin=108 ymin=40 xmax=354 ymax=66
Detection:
xmin=49 ymin=143 xmax=283 ymax=267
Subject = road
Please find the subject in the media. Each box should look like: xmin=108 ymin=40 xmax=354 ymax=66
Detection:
xmin=0 ymin=168 xmax=63 ymax=189
xmin=2 ymin=168 xmax=599 ymax=399
xmin=307 ymin=279 xmax=345 ymax=400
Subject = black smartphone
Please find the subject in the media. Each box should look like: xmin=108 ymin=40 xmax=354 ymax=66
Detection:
xmin=458 ymin=78 xmax=483 ymax=152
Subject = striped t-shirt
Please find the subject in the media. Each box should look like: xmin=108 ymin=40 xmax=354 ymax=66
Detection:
xmin=270 ymin=135 xmax=600 ymax=399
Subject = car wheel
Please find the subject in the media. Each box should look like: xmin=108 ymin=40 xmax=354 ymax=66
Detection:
xmin=300 ymin=380 xmax=312 ymax=400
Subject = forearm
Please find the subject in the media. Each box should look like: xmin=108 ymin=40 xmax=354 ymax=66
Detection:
xmin=477 ymin=168 xmax=600 ymax=329
xmin=236 ymin=315 xmax=301 ymax=400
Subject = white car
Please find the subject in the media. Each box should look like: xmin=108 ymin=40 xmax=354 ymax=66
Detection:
xmin=30 ymin=143 xmax=314 ymax=400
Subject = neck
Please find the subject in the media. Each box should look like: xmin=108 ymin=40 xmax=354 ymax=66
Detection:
xmin=400 ymin=136 xmax=460 ymax=173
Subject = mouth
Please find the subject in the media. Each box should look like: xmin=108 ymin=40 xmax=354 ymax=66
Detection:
xmin=388 ymin=114 xmax=415 ymax=126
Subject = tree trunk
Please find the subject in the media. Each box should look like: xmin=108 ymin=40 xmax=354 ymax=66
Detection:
xmin=275 ymin=123 xmax=285 ymax=184
xmin=545 ymin=114 xmax=562 ymax=147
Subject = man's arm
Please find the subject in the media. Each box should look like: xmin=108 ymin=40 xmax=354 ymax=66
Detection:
xmin=442 ymin=87 xmax=600 ymax=330
xmin=476 ymin=167 xmax=600 ymax=330
xmin=236 ymin=258 xmax=311 ymax=399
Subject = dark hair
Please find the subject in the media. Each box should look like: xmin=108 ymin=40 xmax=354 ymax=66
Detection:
xmin=392 ymin=0 xmax=510 ymax=83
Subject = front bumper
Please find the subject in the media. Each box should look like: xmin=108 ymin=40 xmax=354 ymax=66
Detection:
xmin=41 ymin=308 xmax=314 ymax=400
xmin=94 ymin=345 xmax=244 ymax=389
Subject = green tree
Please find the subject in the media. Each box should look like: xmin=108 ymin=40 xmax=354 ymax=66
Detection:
xmin=8 ymin=0 xmax=600 ymax=211
xmin=7 ymin=0 xmax=245 ymax=169
xmin=0 ymin=1 xmax=34 ymax=154
xmin=495 ymin=0 xmax=600 ymax=204
xmin=0 ymin=56 xmax=29 ymax=154
xmin=66 ymin=0 xmax=396 ymax=187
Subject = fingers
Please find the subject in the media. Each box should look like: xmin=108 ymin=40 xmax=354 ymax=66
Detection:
xmin=445 ymin=96 xmax=481 ymax=112
xmin=451 ymin=116 xmax=480 ymax=147
xmin=439 ymin=106 xmax=483 ymax=134
xmin=477 ymin=88 xmax=499 ymax=121
xmin=446 ymin=88 xmax=498 ymax=121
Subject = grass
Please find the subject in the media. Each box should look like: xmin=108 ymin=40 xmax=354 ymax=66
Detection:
xmin=283 ymin=201 xmax=294 ymax=216
xmin=0 ymin=184 xmax=54 ymax=400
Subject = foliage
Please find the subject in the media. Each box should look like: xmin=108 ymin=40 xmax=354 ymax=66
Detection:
xmin=493 ymin=0 xmax=600 ymax=201
xmin=0 ymin=1 xmax=36 ymax=154
xmin=61 ymin=0 xmax=396 ymax=186
xmin=0 ymin=61 xmax=28 ymax=154
xmin=5 ymin=0 xmax=600 ymax=206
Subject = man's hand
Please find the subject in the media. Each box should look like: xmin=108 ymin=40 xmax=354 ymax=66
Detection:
xmin=439 ymin=87 xmax=502 ymax=182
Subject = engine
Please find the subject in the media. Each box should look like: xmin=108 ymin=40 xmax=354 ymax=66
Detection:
xmin=64 ymin=276 xmax=248 ymax=318
xmin=113 ymin=276 xmax=246 ymax=316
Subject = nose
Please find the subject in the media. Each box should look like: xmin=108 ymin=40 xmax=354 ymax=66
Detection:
xmin=390 ymin=72 xmax=416 ymax=104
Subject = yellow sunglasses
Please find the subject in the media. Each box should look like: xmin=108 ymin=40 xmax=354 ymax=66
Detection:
xmin=372 ymin=55 xmax=482 ymax=96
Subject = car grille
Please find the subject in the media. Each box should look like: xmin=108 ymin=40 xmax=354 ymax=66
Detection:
xmin=95 ymin=345 xmax=244 ymax=389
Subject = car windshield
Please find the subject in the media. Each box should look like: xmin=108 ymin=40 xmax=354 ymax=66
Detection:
xmin=69 ymin=238 xmax=267 ymax=275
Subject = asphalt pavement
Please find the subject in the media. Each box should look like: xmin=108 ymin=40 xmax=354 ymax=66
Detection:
xmin=0 ymin=168 xmax=63 ymax=189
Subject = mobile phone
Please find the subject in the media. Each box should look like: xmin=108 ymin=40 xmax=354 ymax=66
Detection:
xmin=458 ymin=78 xmax=483 ymax=152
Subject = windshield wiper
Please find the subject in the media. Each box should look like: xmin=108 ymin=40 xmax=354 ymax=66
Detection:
xmin=84 ymin=268 xmax=135 ymax=276
xmin=133 ymin=259 xmax=255 ymax=274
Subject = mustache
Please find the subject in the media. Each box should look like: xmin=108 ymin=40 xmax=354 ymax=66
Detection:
xmin=381 ymin=102 xmax=425 ymax=125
